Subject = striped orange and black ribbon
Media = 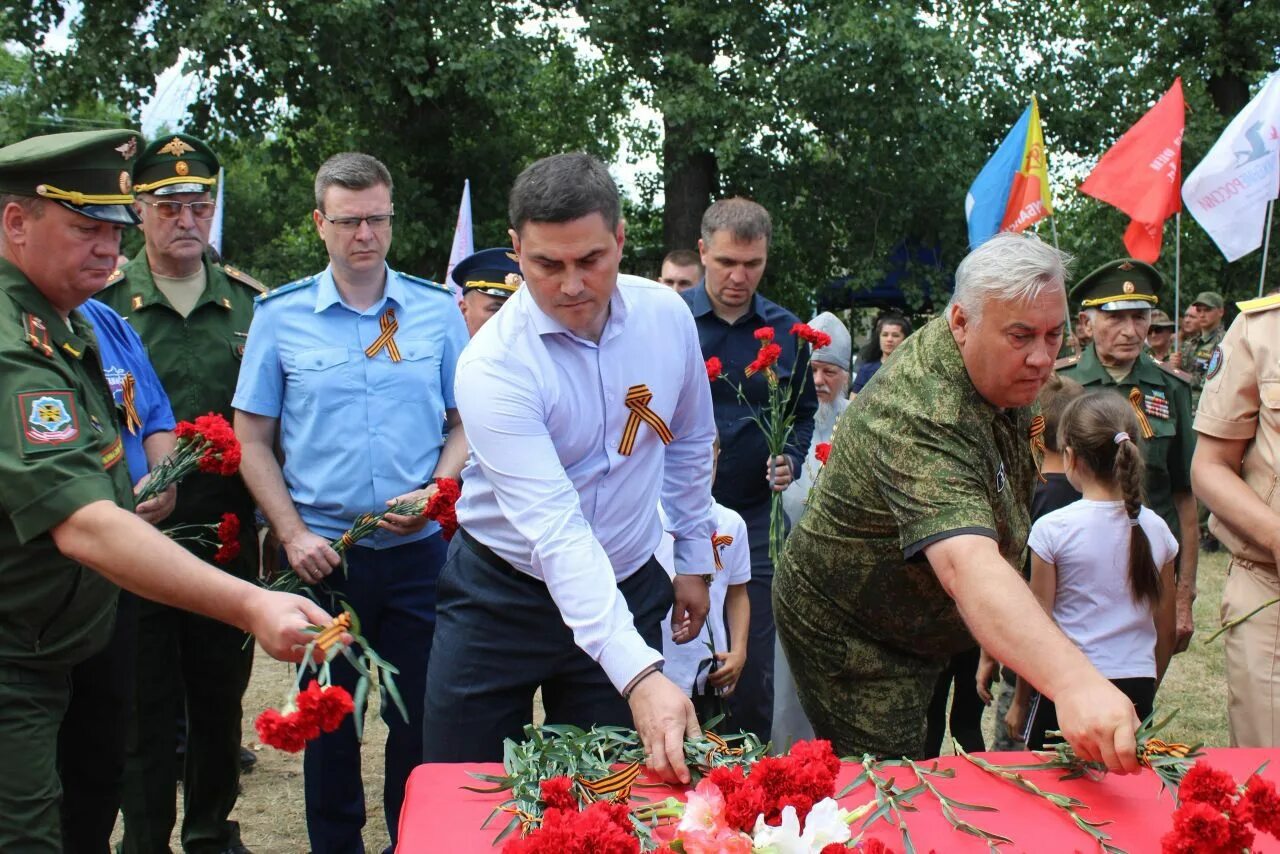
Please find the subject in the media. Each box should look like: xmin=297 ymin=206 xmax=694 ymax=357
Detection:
xmin=1029 ymin=414 xmax=1047 ymax=484
xmin=618 ymin=384 xmax=673 ymax=456
xmin=711 ymin=532 xmax=734 ymax=570
xmin=1127 ymin=387 xmax=1155 ymax=439
xmin=364 ymin=308 xmax=402 ymax=362
xmin=576 ymin=761 xmax=643 ymax=803
xmin=121 ymin=372 xmax=143 ymax=435
xmin=705 ymin=731 xmax=745 ymax=760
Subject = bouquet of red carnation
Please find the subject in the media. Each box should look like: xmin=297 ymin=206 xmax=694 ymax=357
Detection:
xmin=502 ymin=796 xmax=638 ymax=854
xmin=707 ymin=324 xmax=832 ymax=564
xmin=1161 ymin=761 xmax=1280 ymax=853
xmin=329 ymin=476 xmax=462 ymax=555
xmin=136 ymin=412 xmax=240 ymax=504
xmin=254 ymin=609 xmax=407 ymax=751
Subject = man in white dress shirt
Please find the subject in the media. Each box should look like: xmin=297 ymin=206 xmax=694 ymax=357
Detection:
xmin=422 ymin=153 xmax=716 ymax=783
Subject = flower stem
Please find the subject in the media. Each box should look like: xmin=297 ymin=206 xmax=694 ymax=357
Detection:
xmin=1205 ymin=596 xmax=1280 ymax=643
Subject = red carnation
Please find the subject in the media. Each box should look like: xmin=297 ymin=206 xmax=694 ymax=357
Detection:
xmin=295 ymin=682 xmax=355 ymax=733
xmin=790 ymin=323 xmax=832 ymax=349
xmin=1242 ymin=774 xmax=1280 ymax=837
xmin=540 ymin=776 xmax=578 ymax=811
xmin=1161 ymin=801 xmax=1237 ymax=853
xmin=745 ymin=343 xmax=782 ymax=377
xmin=855 ymin=841 xmax=893 ymax=853
xmin=1180 ymin=762 xmax=1239 ymax=813
xmin=213 ymin=512 xmax=241 ymax=564
xmin=814 ymin=443 xmax=831 ymax=464
xmin=706 ymin=357 xmax=723 ymax=382
xmin=754 ymin=327 xmax=775 ymax=342
xmin=423 ymin=477 xmax=461 ymax=541
xmin=254 ymin=705 xmax=320 ymax=753
xmin=503 ymin=800 xmax=639 ymax=854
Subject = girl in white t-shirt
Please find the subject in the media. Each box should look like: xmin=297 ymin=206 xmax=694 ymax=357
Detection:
xmin=1007 ymin=391 xmax=1178 ymax=750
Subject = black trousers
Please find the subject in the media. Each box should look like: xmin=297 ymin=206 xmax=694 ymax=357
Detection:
xmin=727 ymin=499 xmax=776 ymax=740
xmin=1026 ymin=677 xmax=1156 ymax=751
xmin=924 ymin=645 xmax=987 ymax=757
xmin=422 ymin=530 xmax=672 ymax=762
xmin=58 ymin=593 xmax=138 ymax=854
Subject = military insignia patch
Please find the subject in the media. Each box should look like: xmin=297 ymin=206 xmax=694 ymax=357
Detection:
xmin=100 ymin=436 xmax=124 ymax=470
xmin=175 ymin=160 xmax=190 ymax=176
xmin=1123 ymin=281 xmax=1136 ymax=294
xmin=119 ymin=170 xmax=132 ymax=193
xmin=115 ymin=137 xmax=138 ymax=160
xmin=1206 ymin=346 xmax=1224 ymax=381
xmin=995 ymin=461 xmax=1007 ymax=493
xmin=158 ymin=137 xmax=196 ymax=157
xmin=17 ymin=390 xmax=84 ymax=453
xmin=1143 ymin=391 xmax=1170 ymax=420
xmin=22 ymin=313 xmax=53 ymax=358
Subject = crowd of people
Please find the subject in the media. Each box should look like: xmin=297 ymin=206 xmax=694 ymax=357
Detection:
xmin=1 ymin=126 xmax=1277 ymax=854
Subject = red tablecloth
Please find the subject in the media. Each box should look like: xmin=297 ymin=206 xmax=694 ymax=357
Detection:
xmin=397 ymin=748 xmax=1280 ymax=853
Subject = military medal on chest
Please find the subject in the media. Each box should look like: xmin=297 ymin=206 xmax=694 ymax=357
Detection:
xmin=1143 ymin=390 xmax=1170 ymax=420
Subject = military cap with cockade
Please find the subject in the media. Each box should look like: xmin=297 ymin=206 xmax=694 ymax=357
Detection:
xmin=0 ymin=129 xmax=142 ymax=225
xmin=133 ymin=133 xmax=219 ymax=196
xmin=1070 ymin=258 xmax=1162 ymax=312
xmin=451 ymin=247 xmax=524 ymax=298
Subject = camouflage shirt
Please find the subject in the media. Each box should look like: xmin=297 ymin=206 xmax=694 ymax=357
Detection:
xmin=1179 ymin=325 xmax=1226 ymax=396
xmin=775 ymin=316 xmax=1038 ymax=659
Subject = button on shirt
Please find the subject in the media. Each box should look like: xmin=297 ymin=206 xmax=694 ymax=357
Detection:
xmin=456 ymin=275 xmax=717 ymax=692
xmin=232 ymin=265 xmax=468 ymax=547
xmin=79 ymin=299 xmax=175 ymax=486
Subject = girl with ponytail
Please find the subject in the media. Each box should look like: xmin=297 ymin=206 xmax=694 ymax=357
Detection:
xmin=1006 ymin=391 xmax=1178 ymax=750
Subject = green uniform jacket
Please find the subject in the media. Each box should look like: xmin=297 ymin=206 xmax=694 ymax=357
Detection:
xmin=0 ymin=259 xmax=133 ymax=669
xmin=776 ymin=316 xmax=1039 ymax=659
xmin=1056 ymin=344 xmax=1195 ymax=543
xmin=1180 ymin=325 xmax=1226 ymax=394
xmin=96 ymin=251 xmax=263 ymax=571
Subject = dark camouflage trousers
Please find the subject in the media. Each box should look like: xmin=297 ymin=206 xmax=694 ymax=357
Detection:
xmin=773 ymin=586 xmax=942 ymax=759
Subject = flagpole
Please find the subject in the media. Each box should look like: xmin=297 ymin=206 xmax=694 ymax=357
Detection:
xmin=1048 ymin=216 xmax=1072 ymax=338
xmin=1174 ymin=212 xmax=1182 ymax=356
xmin=1260 ymin=199 xmax=1275 ymax=298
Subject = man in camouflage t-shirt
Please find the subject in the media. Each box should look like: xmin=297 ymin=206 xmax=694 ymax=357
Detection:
xmin=775 ymin=233 xmax=1144 ymax=770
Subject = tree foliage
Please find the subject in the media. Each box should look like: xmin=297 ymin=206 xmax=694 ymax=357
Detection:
xmin=3 ymin=0 xmax=1279 ymax=311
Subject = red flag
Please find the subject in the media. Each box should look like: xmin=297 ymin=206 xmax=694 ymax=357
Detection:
xmin=1079 ymin=78 xmax=1185 ymax=262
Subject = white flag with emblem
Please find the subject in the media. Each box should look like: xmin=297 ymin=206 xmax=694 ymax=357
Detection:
xmin=1181 ymin=71 xmax=1280 ymax=262
xmin=445 ymin=180 xmax=473 ymax=305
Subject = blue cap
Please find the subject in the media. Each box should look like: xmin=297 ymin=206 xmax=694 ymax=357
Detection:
xmin=451 ymin=247 xmax=523 ymax=298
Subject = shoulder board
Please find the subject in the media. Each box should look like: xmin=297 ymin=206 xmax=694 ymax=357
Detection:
xmin=219 ymin=263 xmax=266 ymax=294
xmin=400 ymin=272 xmax=453 ymax=295
xmin=103 ymin=268 xmax=126 ymax=288
xmin=1237 ymin=293 xmax=1280 ymax=315
xmin=1053 ymin=354 xmax=1080 ymax=370
xmin=1155 ymin=360 xmax=1192 ymax=383
xmin=255 ymin=274 xmax=319 ymax=304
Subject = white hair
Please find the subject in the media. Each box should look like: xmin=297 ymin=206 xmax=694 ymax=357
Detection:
xmin=948 ymin=232 xmax=1071 ymax=323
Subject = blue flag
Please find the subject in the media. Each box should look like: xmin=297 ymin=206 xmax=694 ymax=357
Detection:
xmin=965 ymin=105 xmax=1033 ymax=248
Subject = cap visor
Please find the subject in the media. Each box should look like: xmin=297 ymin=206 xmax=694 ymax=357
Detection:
xmin=152 ymin=183 xmax=213 ymax=196
xmin=1097 ymin=299 xmax=1156 ymax=312
xmin=55 ymin=200 xmax=141 ymax=226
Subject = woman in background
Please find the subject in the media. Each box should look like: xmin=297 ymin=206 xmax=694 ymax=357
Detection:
xmin=851 ymin=313 xmax=913 ymax=395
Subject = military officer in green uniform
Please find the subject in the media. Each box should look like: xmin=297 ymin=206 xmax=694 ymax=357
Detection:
xmin=0 ymin=130 xmax=332 ymax=853
xmin=1055 ymin=260 xmax=1199 ymax=652
xmin=95 ymin=133 xmax=265 ymax=854
xmin=1180 ymin=290 xmax=1227 ymax=407
xmin=775 ymin=233 xmax=1143 ymax=770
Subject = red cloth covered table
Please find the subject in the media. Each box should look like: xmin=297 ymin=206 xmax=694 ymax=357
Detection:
xmin=396 ymin=748 xmax=1280 ymax=853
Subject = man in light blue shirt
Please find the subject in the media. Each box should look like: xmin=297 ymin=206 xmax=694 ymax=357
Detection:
xmin=423 ymin=152 xmax=715 ymax=785
xmin=233 ymin=152 xmax=469 ymax=854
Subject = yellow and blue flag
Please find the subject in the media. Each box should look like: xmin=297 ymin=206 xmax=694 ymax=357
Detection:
xmin=965 ymin=97 xmax=1053 ymax=248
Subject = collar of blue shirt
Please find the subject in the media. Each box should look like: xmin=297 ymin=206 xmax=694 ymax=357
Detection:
xmin=685 ymin=280 xmax=763 ymax=325
xmin=312 ymin=263 xmax=405 ymax=315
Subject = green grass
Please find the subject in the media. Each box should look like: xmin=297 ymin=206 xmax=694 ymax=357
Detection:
xmin=1158 ymin=549 xmax=1231 ymax=747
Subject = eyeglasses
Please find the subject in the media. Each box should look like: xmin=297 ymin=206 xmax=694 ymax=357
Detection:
xmin=319 ymin=211 xmax=395 ymax=232
xmin=139 ymin=199 xmax=217 ymax=220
